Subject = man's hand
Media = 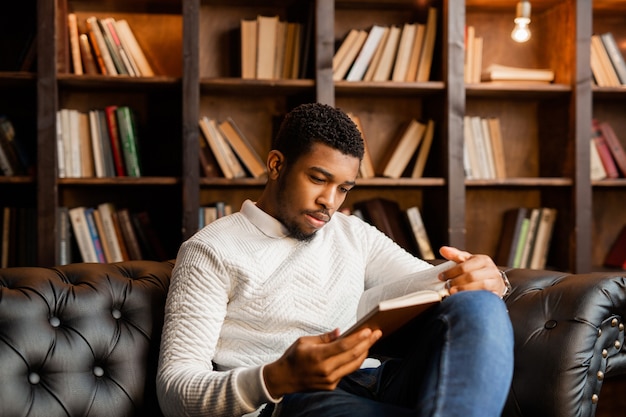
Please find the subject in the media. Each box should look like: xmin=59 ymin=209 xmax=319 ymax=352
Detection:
xmin=263 ymin=327 xmax=381 ymax=398
xmin=438 ymin=246 xmax=506 ymax=296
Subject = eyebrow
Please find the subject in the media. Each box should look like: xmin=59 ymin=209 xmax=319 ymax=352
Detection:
xmin=310 ymin=166 xmax=356 ymax=187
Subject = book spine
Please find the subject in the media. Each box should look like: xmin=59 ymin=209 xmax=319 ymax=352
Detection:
xmin=115 ymin=106 xmax=141 ymax=177
xmin=104 ymin=106 xmax=126 ymax=176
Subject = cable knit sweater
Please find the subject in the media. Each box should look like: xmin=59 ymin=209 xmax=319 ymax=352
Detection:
xmin=156 ymin=200 xmax=434 ymax=417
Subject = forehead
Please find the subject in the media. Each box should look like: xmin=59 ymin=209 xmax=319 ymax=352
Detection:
xmin=296 ymin=142 xmax=360 ymax=178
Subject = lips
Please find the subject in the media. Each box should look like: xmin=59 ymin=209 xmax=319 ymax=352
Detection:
xmin=305 ymin=212 xmax=330 ymax=228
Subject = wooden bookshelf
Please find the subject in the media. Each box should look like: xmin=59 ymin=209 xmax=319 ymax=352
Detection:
xmin=0 ymin=0 xmax=623 ymax=273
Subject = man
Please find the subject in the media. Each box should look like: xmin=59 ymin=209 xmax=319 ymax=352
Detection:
xmin=157 ymin=103 xmax=514 ymax=417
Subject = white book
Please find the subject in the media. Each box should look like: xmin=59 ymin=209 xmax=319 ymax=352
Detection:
xmin=56 ymin=111 xmax=66 ymax=178
xmin=341 ymin=260 xmax=456 ymax=338
xmin=114 ymin=19 xmax=154 ymax=76
xmin=346 ymin=25 xmax=387 ymax=81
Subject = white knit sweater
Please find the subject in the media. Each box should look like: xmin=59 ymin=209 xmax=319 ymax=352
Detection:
xmin=156 ymin=200 xmax=433 ymax=417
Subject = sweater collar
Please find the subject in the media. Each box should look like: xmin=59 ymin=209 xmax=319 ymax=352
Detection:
xmin=241 ymin=199 xmax=289 ymax=238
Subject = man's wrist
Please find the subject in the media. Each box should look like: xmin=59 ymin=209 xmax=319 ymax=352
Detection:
xmin=499 ymin=269 xmax=512 ymax=298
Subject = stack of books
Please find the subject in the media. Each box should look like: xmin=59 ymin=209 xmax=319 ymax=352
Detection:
xmin=240 ymin=15 xmax=310 ymax=80
xmin=56 ymin=106 xmax=142 ymax=178
xmin=67 ymin=13 xmax=155 ymax=76
xmin=332 ymin=7 xmax=438 ymax=82
xmin=495 ymin=207 xmax=557 ymax=269
xmin=590 ymin=32 xmax=626 ymax=87
xmin=590 ymin=118 xmax=626 ymax=180
xmin=198 ymin=116 xmax=266 ymax=180
xmin=463 ymin=115 xmax=506 ymax=179
xmin=62 ymin=203 xmax=169 ymax=264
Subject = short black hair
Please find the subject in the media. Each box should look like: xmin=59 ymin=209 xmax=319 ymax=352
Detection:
xmin=272 ymin=103 xmax=364 ymax=163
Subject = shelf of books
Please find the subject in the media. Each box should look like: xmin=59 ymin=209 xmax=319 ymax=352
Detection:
xmin=591 ymin=2 xmax=626 ymax=271
xmin=4 ymin=0 xmax=626 ymax=273
xmin=331 ymin=0 xmax=454 ymax=251
xmin=463 ymin=0 xmax=580 ymax=271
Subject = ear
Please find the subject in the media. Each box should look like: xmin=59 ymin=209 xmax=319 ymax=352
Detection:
xmin=266 ymin=150 xmax=285 ymax=180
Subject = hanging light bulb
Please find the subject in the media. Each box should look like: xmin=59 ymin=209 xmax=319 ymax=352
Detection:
xmin=511 ymin=0 xmax=531 ymax=43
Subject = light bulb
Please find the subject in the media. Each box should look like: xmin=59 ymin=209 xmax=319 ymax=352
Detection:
xmin=511 ymin=21 xmax=531 ymax=43
xmin=511 ymin=1 xmax=531 ymax=43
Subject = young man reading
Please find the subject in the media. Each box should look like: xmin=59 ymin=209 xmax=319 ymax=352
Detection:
xmin=157 ymin=103 xmax=514 ymax=417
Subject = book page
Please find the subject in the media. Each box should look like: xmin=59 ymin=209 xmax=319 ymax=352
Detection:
xmin=356 ymin=260 xmax=456 ymax=320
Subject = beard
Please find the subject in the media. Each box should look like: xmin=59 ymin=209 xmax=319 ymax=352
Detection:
xmin=274 ymin=171 xmax=319 ymax=242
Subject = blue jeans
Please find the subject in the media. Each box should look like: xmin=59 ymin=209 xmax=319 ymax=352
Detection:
xmin=270 ymin=290 xmax=514 ymax=417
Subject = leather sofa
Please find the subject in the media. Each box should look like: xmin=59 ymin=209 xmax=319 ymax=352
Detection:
xmin=0 ymin=260 xmax=625 ymax=417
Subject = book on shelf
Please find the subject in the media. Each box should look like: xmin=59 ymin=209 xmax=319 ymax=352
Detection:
xmin=199 ymin=116 xmax=246 ymax=179
xmin=0 ymin=116 xmax=32 ymax=177
xmin=354 ymin=198 xmax=419 ymax=256
xmin=68 ymin=206 xmax=99 ymax=263
xmin=464 ymin=25 xmax=483 ymax=84
xmin=217 ymin=117 xmax=267 ymax=179
xmin=57 ymin=206 xmax=72 ymax=265
xmin=199 ymin=201 xmax=233 ymax=228
xmin=333 ymin=29 xmax=368 ymax=81
xmin=495 ymin=207 xmax=557 ymax=269
xmin=256 ymin=15 xmax=280 ymax=79
xmin=405 ymin=206 xmax=435 ymax=260
xmin=341 ymin=260 xmax=456 ymax=339
xmin=116 ymin=208 xmax=143 ymax=260
xmin=372 ymin=25 xmax=401 ymax=81
xmin=378 ymin=119 xmax=426 ymax=179
xmin=463 ymin=115 xmax=506 ymax=179
xmin=598 ymin=120 xmax=626 ymax=177
xmin=78 ymin=33 xmax=98 ymax=75
xmin=487 ymin=117 xmax=506 ymax=179
xmin=115 ymin=106 xmax=142 ymax=177
xmin=600 ymin=32 xmax=626 ymax=85
xmin=56 ymin=105 xmax=141 ymax=178
xmin=240 ymin=18 xmax=257 ymax=79
xmin=481 ymin=64 xmax=555 ymax=83
xmin=604 ymin=225 xmax=626 ymax=270
xmin=529 ymin=208 xmax=557 ymax=270
xmin=411 ymin=119 xmax=435 ymax=178
xmin=391 ymin=23 xmax=417 ymax=82
xmin=68 ymin=13 xmax=83 ymax=75
xmin=84 ymin=207 xmax=107 ymax=263
xmin=363 ymin=26 xmax=390 ymax=81
xmin=114 ymin=18 xmax=155 ymax=76
xmin=66 ymin=14 xmax=155 ymax=77
xmin=591 ymin=119 xmax=619 ymax=179
xmin=97 ymin=202 xmax=126 ymax=262
xmin=591 ymin=34 xmax=621 ymax=87
xmin=86 ymin=16 xmax=116 ymax=75
xmin=415 ymin=6 xmax=438 ymax=82
xmin=104 ymin=105 xmax=126 ymax=176
xmin=495 ymin=207 xmax=528 ymax=267
xmin=405 ymin=23 xmax=425 ymax=82
xmin=346 ymin=113 xmax=375 ymax=179
xmin=346 ymin=25 xmax=387 ymax=82
xmin=198 ymin=126 xmax=223 ymax=179
xmin=590 ymin=138 xmax=608 ymax=181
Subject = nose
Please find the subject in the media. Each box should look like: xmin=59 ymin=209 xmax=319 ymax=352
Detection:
xmin=317 ymin=186 xmax=338 ymax=211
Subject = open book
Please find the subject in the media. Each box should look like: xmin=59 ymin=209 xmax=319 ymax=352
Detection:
xmin=341 ymin=260 xmax=456 ymax=339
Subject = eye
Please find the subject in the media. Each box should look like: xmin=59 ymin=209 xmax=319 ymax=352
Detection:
xmin=310 ymin=175 xmax=325 ymax=184
xmin=339 ymin=186 xmax=352 ymax=194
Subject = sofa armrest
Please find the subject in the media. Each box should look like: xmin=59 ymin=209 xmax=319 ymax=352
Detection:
xmin=503 ymin=268 xmax=626 ymax=417
xmin=0 ymin=260 xmax=173 ymax=417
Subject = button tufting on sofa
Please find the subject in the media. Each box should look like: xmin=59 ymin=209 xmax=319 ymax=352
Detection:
xmin=1 ymin=260 xmax=625 ymax=417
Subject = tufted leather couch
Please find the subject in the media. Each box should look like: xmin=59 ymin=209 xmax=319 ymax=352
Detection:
xmin=0 ymin=260 xmax=625 ymax=417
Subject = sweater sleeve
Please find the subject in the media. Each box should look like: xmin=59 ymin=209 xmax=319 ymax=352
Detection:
xmin=156 ymin=238 xmax=273 ymax=417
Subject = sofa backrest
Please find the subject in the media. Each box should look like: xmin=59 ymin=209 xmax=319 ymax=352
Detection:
xmin=0 ymin=260 xmax=173 ymax=417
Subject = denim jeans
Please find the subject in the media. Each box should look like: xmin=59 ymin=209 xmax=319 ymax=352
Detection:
xmin=269 ymin=290 xmax=514 ymax=417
